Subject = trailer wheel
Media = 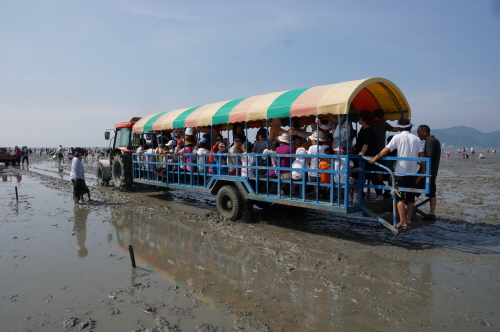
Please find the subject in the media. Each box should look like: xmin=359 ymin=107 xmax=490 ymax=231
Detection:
xmin=112 ymin=154 xmax=131 ymax=191
xmin=97 ymin=164 xmax=108 ymax=186
xmin=216 ymin=185 xmax=243 ymax=221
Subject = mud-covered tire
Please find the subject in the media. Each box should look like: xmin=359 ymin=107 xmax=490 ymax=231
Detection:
xmin=216 ymin=185 xmax=243 ymax=221
xmin=97 ymin=164 xmax=108 ymax=186
xmin=112 ymin=154 xmax=132 ymax=191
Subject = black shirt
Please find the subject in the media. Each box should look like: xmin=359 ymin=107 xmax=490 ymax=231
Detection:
xmin=424 ymin=135 xmax=441 ymax=176
xmin=355 ymin=127 xmax=379 ymax=157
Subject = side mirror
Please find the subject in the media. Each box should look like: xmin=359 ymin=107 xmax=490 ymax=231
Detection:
xmin=105 ymin=132 xmax=110 ymax=140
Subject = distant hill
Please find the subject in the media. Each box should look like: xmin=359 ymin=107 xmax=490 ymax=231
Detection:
xmin=416 ymin=126 xmax=500 ymax=148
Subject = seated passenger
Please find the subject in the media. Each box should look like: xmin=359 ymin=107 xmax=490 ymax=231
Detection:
xmin=175 ymin=136 xmax=195 ymax=172
xmin=307 ymin=131 xmax=327 ymax=196
xmin=195 ymin=139 xmax=210 ymax=173
xmin=232 ymin=123 xmax=247 ymax=143
xmin=253 ymin=128 xmax=269 ymax=178
xmin=213 ymin=142 xmax=228 ymax=175
xmin=229 ymin=138 xmax=243 ymax=175
xmin=276 ymin=132 xmax=296 ymax=193
xmin=292 ymin=147 xmax=308 ymax=195
xmin=240 ymin=142 xmax=255 ymax=178
xmin=318 ymin=148 xmax=334 ymax=199
xmin=333 ymin=147 xmax=359 ymax=204
xmin=263 ymin=142 xmax=280 ymax=178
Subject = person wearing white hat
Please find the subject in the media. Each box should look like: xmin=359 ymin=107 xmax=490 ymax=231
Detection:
xmin=276 ymin=132 xmax=296 ymax=193
xmin=369 ymin=118 xmax=424 ymax=229
xmin=291 ymin=147 xmax=308 ymax=195
xmin=307 ymin=131 xmax=328 ymax=196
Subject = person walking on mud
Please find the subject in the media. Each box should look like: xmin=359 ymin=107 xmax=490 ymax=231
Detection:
xmin=21 ymin=147 xmax=29 ymax=165
xmin=14 ymin=146 xmax=22 ymax=166
xmin=70 ymin=148 xmax=86 ymax=205
xmin=56 ymin=145 xmax=64 ymax=163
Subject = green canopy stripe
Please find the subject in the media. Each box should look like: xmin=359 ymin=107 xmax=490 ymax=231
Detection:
xmin=143 ymin=112 xmax=169 ymax=132
xmin=173 ymin=106 xmax=202 ymax=129
xmin=212 ymin=98 xmax=247 ymax=125
xmin=267 ymin=88 xmax=310 ymax=119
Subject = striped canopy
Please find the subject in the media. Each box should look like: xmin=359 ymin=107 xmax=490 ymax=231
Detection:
xmin=133 ymin=77 xmax=410 ymax=133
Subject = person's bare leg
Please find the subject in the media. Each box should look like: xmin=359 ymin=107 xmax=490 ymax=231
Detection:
xmin=397 ymin=201 xmax=407 ymax=226
xmin=429 ymin=197 xmax=436 ymax=215
xmin=406 ymin=202 xmax=414 ymax=224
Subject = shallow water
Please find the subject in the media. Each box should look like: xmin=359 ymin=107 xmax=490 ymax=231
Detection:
xmin=1 ymin=151 xmax=499 ymax=331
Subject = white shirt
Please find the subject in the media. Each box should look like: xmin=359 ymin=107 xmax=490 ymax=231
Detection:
xmin=386 ymin=131 xmax=423 ymax=174
xmin=307 ymin=144 xmax=328 ymax=177
xmin=292 ymin=158 xmax=306 ymax=179
xmin=240 ymin=153 xmax=255 ymax=177
xmin=70 ymin=157 xmax=85 ymax=180
xmin=334 ymin=158 xmax=354 ymax=184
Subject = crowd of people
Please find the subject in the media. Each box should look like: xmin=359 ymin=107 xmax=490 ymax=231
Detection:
xmin=135 ymin=110 xmax=442 ymax=228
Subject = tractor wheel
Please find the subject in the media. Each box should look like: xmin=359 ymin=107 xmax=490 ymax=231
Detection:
xmin=112 ymin=154 xmax=132 ymax=191
xmin=216 ymin=185 xmax=244 ymax=221
xmin=97 ymin=163 xmax=108 ymax=186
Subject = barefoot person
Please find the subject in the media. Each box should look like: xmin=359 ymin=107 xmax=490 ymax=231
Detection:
xmin=417 ymin=125 xmax=441 ymax=221
xmin=368 ymin=119 xmax=424 ymax=228
xmin=70 ymin=148 xmax=86 ymax=205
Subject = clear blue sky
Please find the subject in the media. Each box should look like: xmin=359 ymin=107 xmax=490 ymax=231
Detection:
xmin=1 ymin=0 xmax=499 ymax=148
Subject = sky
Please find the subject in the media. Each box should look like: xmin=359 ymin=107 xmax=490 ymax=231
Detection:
xmin=1 ymin=0 xmax=500 ymax=148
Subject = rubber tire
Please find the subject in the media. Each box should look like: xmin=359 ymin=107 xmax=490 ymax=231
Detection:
xmin=97 ymin=164 xmax=108 ymax=186
xmin=216 ymin=185 xmax=244 ymax=221
xmin=112 ymin=154 xmax=131 ymax=191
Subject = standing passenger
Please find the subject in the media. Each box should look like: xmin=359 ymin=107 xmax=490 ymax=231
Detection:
xmin=417 ymin=125 xmax=441 ymax=221
xmin=369 ymin=119 xmax=424 ymax=228
xmin=355 ymin=110 xmax=384 ymax=200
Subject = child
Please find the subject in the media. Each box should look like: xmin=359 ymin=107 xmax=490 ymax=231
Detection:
xmin=318 ymin=148 xmax=334 ymax=199
xmin=292 ymin=147 xmax=308 ymax=195
xmin=213 ymin=142 xmax=228 ymax=175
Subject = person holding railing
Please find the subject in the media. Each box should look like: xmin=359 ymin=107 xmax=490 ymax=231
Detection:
xmin=354 ymin=110 xmax=384 ymax=200
xmin=417 ymin=125 xmax=441 ymax=222
xmin=368 ymin=118 xmax=424 ymax=229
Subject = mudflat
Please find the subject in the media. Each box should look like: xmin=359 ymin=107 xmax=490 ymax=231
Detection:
xmin=1 ymin=150 xmax=499 ymax=331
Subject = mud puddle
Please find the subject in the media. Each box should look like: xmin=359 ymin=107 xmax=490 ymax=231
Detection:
xmin=1 ymin=151 xmax=500 ymax=331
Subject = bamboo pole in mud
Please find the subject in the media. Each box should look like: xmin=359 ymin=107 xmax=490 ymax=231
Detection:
xmin=15 ymin=187 xmax=18 ymax=203
xmin=128 ymin=245 xmax=136 ymax=268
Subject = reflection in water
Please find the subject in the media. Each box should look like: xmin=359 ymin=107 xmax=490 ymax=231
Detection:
xmin=73 ymin=207 xmax=90 ymax=257
xmin=1 ymin=174 xmax=22 ymax=182
xmin=110 ymin=208 xmax=433 ymax=331
xmin=58 ymin=166 xmax=64 ymax=180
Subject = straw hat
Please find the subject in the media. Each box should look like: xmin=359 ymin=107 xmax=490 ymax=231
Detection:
xmin=183 ymin=136 xmax=195 ymax=145
xmin=308 ymin=131 xmax=326 ymax=142
xmin=277 ymin=132 xmax=290 ymax=144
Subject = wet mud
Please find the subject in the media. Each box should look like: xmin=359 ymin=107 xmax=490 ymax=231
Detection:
xmin=1 ymin=150 xmax=499 ymax=331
